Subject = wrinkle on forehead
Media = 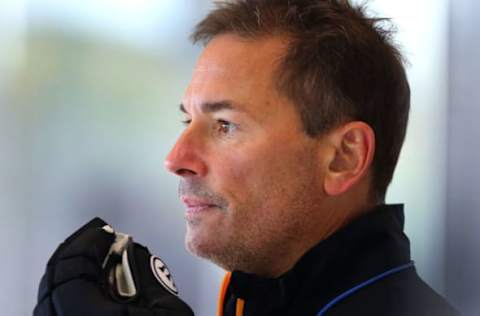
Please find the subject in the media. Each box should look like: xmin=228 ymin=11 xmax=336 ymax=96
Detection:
xmin=194 ymin=64 xmax=226 ymax=75
xmin=192 ymin=64 xmax=227 ymax=82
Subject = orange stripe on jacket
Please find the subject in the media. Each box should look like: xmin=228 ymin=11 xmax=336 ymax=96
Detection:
xmin=217 ymin=272 xmax=232 ymax=316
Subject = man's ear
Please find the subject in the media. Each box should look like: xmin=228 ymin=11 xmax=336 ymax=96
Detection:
xmin=323 ymin=121 xmax=375 ymax=196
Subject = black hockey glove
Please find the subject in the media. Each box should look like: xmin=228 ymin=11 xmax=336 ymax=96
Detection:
xmin=33 ymin=217 xmax=194 ymax=316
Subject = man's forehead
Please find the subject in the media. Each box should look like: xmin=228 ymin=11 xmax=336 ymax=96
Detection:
xmin=183 ymin=34 xmax=291 ymax=117
xmin=192 ymin=45 xmax=248 ymax=82
xmin=193 ymin=64 xmax=227 ymax=77
xmin=190 ymin=63 xmax=231 ymax=86
xmin=193 ymin=34 xmax=288 ymax=75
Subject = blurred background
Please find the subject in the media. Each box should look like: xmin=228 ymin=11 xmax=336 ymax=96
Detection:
xmin=0 ymin=0 xmax=478 ymax=315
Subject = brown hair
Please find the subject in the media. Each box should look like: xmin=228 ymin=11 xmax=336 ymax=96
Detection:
xmin=191 ymin=0 xmax=410 ymax=201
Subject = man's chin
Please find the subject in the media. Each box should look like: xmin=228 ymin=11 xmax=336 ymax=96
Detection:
xmin=185 ymin=231 xmax=229 ymax=268
xmin=184 ymin=228 xmax=210 ymax=258
xmin=186 ymin=233 xmax=253 ymax=274
xmin=184 ymin=216 xmax=218 ymax=251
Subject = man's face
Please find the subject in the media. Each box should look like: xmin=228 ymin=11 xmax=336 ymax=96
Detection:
xmin=165 ymin=34 xmax=325 ymax=274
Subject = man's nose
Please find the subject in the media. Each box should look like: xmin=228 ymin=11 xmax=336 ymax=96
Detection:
xmin=164 ymin=129 xmax=208 ymax=177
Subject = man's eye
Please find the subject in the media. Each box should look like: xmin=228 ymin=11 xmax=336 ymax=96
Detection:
xmin=216 ymin=120 xmax=237 ymax=134
xmin=181 ymin=119 xmax=191 ymax=126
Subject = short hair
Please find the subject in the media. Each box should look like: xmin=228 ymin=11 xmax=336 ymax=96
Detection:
xmin=191 ymin=0 xmax=410 ymax=201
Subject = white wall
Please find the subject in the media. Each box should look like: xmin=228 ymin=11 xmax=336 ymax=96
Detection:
xmin=446 ymin=1 xmax=480 ymax=315
xmin=0 ymin=2 xmax=28 ymax=315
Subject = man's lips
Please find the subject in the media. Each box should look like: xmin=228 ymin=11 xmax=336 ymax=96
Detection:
xmin=181 ymin=197 xmax=218 ymax=214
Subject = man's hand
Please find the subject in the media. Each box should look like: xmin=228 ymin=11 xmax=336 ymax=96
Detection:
xmin=33 ymin=217 xmax=194 ymax=316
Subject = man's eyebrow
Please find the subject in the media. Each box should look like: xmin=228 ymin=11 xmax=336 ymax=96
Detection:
xmin=179 ymin=100 xmax=245 ymax=114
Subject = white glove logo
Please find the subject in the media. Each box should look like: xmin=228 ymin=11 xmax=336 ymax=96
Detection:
xmin=150 ymin=256 xmax=178 ymax=295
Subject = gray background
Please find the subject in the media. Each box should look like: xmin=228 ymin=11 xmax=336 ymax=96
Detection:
xmin=0 ymin=0 xmax=478 ymax=315
xmin=446 ymin=0 xmax=480 ymax=315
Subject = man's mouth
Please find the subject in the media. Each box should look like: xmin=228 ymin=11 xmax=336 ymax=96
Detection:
xmin=181 ymin=197 xmax=218 ymax=216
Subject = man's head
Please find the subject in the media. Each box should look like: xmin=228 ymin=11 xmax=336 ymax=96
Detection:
xmin=165 ymin=0 xmax=409 ymax=276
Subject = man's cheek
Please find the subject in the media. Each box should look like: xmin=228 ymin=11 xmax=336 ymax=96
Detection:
xmin=213 ymin=150 xmax=259 ymax=181
xmin=210 ymin=153 xmax=264 ymax=204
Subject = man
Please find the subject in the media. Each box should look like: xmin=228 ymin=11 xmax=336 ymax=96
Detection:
xmin=164 ymin=0 xmax=460 ymax=315
xmin=34 ymin=1 xmax=460 ymax=315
